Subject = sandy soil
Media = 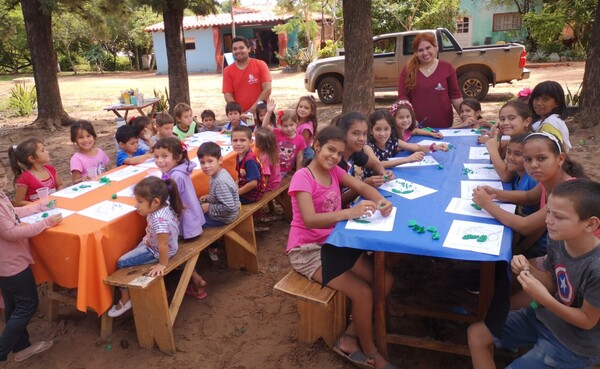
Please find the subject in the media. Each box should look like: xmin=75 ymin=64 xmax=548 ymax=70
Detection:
xmin=0 ymin=63 xmax=598 ymax=369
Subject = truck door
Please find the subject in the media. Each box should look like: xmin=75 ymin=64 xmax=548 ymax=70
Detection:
xmin=373 ymin=37 xmax=398 ymax=88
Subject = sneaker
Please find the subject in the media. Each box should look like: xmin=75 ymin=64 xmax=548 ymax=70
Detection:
xmin=254 ymin=226 xmax=270 ymax=232
xmin=207 ymin=250 xmax=219 ymax=262
xmin=108 ymin=300 xmax=132 ymax=318
xmin=259 ymin=214 xmax=282 ymax=223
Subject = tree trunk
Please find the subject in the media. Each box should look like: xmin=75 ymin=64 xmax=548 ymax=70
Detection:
xmin=578 ymin=0 xmax=600 ymax=128
xmin=341 ymin=0 xmax=374 ymax=116
xmin=163 ymin=0 xmax=190 ymax=116
xmin=21 ymin=0 xmax=73 ymax=130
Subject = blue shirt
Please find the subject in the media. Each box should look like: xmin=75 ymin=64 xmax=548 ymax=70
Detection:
xmin=511 ymin=173 xmax=538 ymax=216
xmin=116 ymin=148 xmax=146 ymax=167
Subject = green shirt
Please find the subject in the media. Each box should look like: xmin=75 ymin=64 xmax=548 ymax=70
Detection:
xmin=173 ymin=122 xmax=197 ymax=140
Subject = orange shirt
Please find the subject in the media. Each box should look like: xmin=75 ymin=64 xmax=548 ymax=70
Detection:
xmin=222 ymin=58 xmax=271 ymax=112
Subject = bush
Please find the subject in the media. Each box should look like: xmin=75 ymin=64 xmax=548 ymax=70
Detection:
xmin=7 ymin=83 xmax=37 ymax=116
xmin=276 ymin=48 xmax=304 ymax=71
xmin=317 ymin=40 xmax=342 ymax=59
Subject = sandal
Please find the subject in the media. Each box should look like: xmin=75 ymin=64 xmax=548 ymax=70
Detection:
xmin=259 ymin=214 xmax=282 ymax=223
xmin=14 ymin=341 xmax=53 ymax=362
xmin=332 ymin=333 xmax=374 ymax=369
xmin=367 ymin=350 xmax=400 ymax=369
xmin=185 ymin=284 xmax=208 ymax=300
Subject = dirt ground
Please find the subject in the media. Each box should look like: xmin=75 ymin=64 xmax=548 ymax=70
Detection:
xmin=0 ymin=62 xmax=598 ymax=369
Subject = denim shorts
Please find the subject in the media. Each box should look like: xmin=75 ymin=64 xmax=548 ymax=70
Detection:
xmin=495 ymin=307 xmax=598 ymax=369
xmin=117 ymin=241 xmax=157 ymax=269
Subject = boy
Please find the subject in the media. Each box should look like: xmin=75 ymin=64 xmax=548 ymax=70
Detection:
xmin=152 ymin=112 xmax=175 ymax=144
xmin=198 ymin=110 xmax=222 ymax=132
xmin=173 ymin=103 xmax=197 ymax=140
xmin=232 ymin=125 xmax=262 ymax=204
xmin=222 ymin=102 xmax=247 ymax=133
xmin=469 ymin=178 xmax=600 ymax=369
xmin=115 ymin=125 xmax=151 ymax=166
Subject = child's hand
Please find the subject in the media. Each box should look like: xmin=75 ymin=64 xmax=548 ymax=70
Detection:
xmin=199 ymin=195 xmax=208 ymax=203
xmin=45 ymin=199 xmax=57 ymax=209
xmin=408 ymin=151 xmax=425 ymax=162
xmin=376 ymin=199 xmax=393 ymax=217
xmin=383 ymin=170 xmax=394 ymax=182
xmin=516 ymin=269 xmax=549 ymax=302
xmin=511 ymin=254 xmax=531 ymax=275
xmin=148 ymin=263 xmax=166 ymax=277
xmin=485 ymin=131 xmax=499 ymax=152
xmin=431 ymin=131 xmax=444 ymax=139
xmin=472 ymin=186 xmax=495 ymax=207
xmin=267 ymin=99 xmax=276 ymax=112
xmin=47 ymin=213 xmax=62 ymax=227
xmin=349 ymin=200 xmax=378 ymax=220
xmin=434 ymin=143 xmax=449 ymax=152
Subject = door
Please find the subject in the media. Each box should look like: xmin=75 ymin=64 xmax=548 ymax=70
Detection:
xmin=454 ymin=16 xmax=472 ymax=46
xmin=373 ymin=37 xmax=399 ymax=88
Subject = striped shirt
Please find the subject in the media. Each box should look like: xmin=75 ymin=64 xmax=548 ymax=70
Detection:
xmin=144 ymin=206 xmax=179 ymax=259
xmin=208 ymin=169 xmax=240 ymax=224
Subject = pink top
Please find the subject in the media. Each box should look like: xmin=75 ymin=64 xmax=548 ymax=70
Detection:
xmin=402 ymin=130 xmax=412 ymax=142
xmin=70 ymin=149 xmax=109 ymax=177
xmin=286 ymin=166 xmax=345 ymax=253
xmin=0 ymin=192 xmax=52 ymax=277
xmin=274 ymin=128 xmax=306 ymax=174
xmin=259 ymin=152 xmax=281 ymax=191
xmin=15 ymin=165 xmax=58 ymax=201
xmin=297 ymin=121 xmax=315 ymax=147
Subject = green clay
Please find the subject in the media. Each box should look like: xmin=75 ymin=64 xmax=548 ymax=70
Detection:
xmin=417 ymin=226 xmax=426 ymax=234
xmin=41 ymin=212 xmax=49 ymax=218
xmin=462 ymin=234 xmax=478 ymax=240
xmin=432 ymin=231 xmax=440 ymax=240
xmin=477 ymin=235 xmax=488 ymax=242
xmin=408 ymin=220 xmax=417 ymax=227
xmin=530 ymin=300 xmax=538 ymax=310
xmin=437 ymin=165 xmax=444 ymax=170
xmin=426 ymin=226 xmax=437 ymax=232
xmin=352 ymin=218 xmax=371 ymax=224
xmin=111 ymin=194 xmax=118 ymax=199
xmin=471 ymin=203 xmax=482 ymax=211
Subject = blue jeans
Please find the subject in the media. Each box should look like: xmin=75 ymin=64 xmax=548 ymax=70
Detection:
xmin=117 ymin=241 xmax=157 ymax=269
xmin=495 ymin=307 xmax=598 ymax=369
xmin=204 ymin=213 xmax=226 ymax=227
xmin=0 ymin=267 xmax=38 ymax=361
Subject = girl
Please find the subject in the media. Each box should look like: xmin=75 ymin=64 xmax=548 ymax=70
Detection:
xmin=255 ymin=101 xmax=275 ymax=127
xmin=287 ymin=125 xmax=397 ymax=369
xmin=484 ymin=100 xmax=532 ymax=181
xmin=454 ymin=98 xmax=492 ymax=129
xmin=131 ymin=116 xmax=154 ymax=153
xmin=0 ymin=158 xmax=60 ymax=362
xmin=261 ymin=107 xmax=305 ymax=176
xmin=108 ymin=176 xmax=183 ymax=317
xmin=153 ymin=137 xmax=207 ymax=299
xmin=295 ymin=96 xmax=318 ymax=163
xmin=529 ymin=80 xmax=571 ymax=152
xmin=70 ymin=120 xmax=111 ymax=184
xmin=391 ymin=100 xmax=444 ymax=141
xmin=254 ymin=128 xmax=282 ymax=224
xmin=9 ymin=139 xmax=63 ymax=207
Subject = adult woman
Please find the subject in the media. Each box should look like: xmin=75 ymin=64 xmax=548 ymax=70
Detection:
xmin=398 ymin=33 xmax=463 ymax=128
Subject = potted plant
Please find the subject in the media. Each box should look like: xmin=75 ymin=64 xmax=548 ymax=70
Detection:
xmin=566 ymin=83 xmax=582 ymax=116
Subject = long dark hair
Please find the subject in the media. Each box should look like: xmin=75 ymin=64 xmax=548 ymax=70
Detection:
xmin=368 ymin=109 xmax=399 ymax=140
xmin=523 ymin=133 xmax=586 ymax=178
xmin=529 ymin=81 xmax=567 ymax=120
xmin=296 ymin=96 xmax=318 ymax=132
xmin=154 ymin=136 xmax=190 ymax=168
xmin=8 ymin=138 xmax=42 ymax=180
xmin=134 ymin=176 xmax=184 ymax=218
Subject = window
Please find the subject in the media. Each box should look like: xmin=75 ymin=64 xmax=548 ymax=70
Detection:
xmin=493 ymin=13 xmax=521 ymax=31
xmin=373 ymin=38 xmax=396 ymax=56
xmin=456 ymin=17 xmax=469 ymax=34
xmin=185 ymin=37 xmax=196 ymax=50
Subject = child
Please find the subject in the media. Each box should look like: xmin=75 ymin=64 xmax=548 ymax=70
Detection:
xmin=390 ymin=100 xmax=444 ymax=140
xmin=152 ymin=112 xmax=175 ymax=144
xmin=254 ymin=127 xmax=282 ymax=224
xmin=232 ymin=126 xmax=263 ymax=204
xmin=261 ymin=108 xmax=305 ymax=176
xmin=469 ymin=179 xmax=600 ymax=369
xmin=0 ymin=158 xmax=60 ymax=363
xmin=173 ymin=103 xmax=198 ymax=140
xmin=70 ymin=120 xmax=111 ymax=184
xmin=365 ymin=109 xmax=447 ymax=177
xmin=9 ymin=139 xmax=63 ymax=206
xmin=197 ymin=142 xmax=240 ymax=261
xmin=131 ymin=116 xmax=154 ymax=152
xmin=529 ymin=80 xmax=571 ymax=152
xmin=454 ymin=98 xmax=492 ymax=129
xmin=255 ymin=101 xmax=275 ymax=127
xmin=115 ymin=125 xmax=152 ymax=166
xmin=295 ymin=96 xmax=318 ymax=163
xmin=108 ymin=176 xmax=184 ymax=317
xmin=153 ymin=137 xmax=207 ymax=298
xmin=222 ymin=101 xmax=247 ymax=133
xmin=287 ymin=126 xmax=398 ymax=369
xmin=198 ymin=109 xmax=222 ymax=132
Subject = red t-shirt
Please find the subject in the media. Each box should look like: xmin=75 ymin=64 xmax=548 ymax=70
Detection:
xmin=222 ymin=58 xmax=272 ymax=112
xmin=15 ymin=164 xmax=58 ymax=201
xmin=398 ymin=61 xmax=461 ymax=128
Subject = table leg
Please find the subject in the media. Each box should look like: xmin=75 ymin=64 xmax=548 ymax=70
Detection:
xmin=110 ymin=109 xmax=123 ymax=119
xmin=478 ymin=261 xmax=496 ymax=319
xmin=147 ymin=103 xmax=158 ymax=121
xmin=136 ymin=108 xmax=146 ymax=117
xmin=374 ymin=251 xmax=387 ymax=357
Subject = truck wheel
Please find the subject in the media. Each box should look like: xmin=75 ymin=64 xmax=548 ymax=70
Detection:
xmin=317 ymin=77 xmax=343 ymax=104
xmin=458 ymin=72 xmax=489 ymax=101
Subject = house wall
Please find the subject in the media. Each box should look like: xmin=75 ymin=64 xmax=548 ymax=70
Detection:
xmin=152 ymin=32 xmax=168 ymax=75
xmin=459 ymin=1 xmax=530 ymax=45
xmin=152 ymin=28 xmax=217 ymax=74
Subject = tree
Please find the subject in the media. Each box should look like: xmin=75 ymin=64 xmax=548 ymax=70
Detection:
xmin=578 ymin=0 xmax=600 ymax=128
xmin=371 ymin=0 xmax=458 ymax=34
xmin=275 ymin=0 xmax=320 ymax=52
xmin=341 ymin=0 xmax=373 ymax=115
xmin=0 ymin=2 xmax=31 ymax=73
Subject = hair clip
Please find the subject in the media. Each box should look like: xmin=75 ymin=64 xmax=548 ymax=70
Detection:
xmin=277 ymin=110 xmax=285 ymax=126
xmin=180 ymin=141 xmax=188 ymax=151
xmin=12 ymin=144 xmax=18 ymax=150
xmin=129 ymin=116 xmax=136 ymax=124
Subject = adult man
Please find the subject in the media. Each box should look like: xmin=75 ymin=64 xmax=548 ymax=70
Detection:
xmin=222 ymin=36 xmax=272 ymax=114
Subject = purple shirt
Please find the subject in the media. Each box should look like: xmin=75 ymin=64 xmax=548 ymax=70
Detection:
xmin=165 ymin=161 xmax=205 ymax=239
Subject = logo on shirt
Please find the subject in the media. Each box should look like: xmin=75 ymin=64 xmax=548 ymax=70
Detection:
xmin=248 ymin=73 xmax=258 ymax=85
xmin=555 ymin=265 xmax=574 ymax=305
xmin=435 ymin=83 xmax=445 ymax=91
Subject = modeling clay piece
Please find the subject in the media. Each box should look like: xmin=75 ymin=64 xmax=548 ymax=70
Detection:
xmin=477 ymin=235 xmax=488 ymax=242
xmin=462 ymin=234 xmax=478 ymax=240
xmin=417 ymin=226 xmax=426 ymax=234
xmin=352 ymin=218 xmax=371 ymax=224
xmin=530 ymin=300 xmax=538 ymax=310
xmin=432 ymin=231 xmax=440 ymax=240
xmin=72 ymin=188 xmax=79 ymax=191
xmin=41 ymin=213 xmax=49 ymax=218
xmin=422 ymin=127 xmax=434 ymax=132
xmin=112 ymin=194 xmax=118 ymax=199
xmin=426 ymin=226 xmax=437 ymax=232
xmin=462 ymin=168 xmax=474 ymax=175
xmin=99 ymin=177 xmax=111 ymax=184
xmin=437 ymin=165 xmax=444 ymax=170
xmin=471 ymin=203 xmax=482 ymax=211
xmin=448 ymin=144 xmax=456 ymax=150
xmin=408 ymin=220 xmax=417 ymax=227
xmin=383 ymin=175 xmax=390 ymax=181
xmin=47 ymin=199 xmax=56 ymax=208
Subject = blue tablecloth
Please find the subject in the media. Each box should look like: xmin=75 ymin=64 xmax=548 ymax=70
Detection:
xmin=326 ymin=133 xmax=513 ymax=263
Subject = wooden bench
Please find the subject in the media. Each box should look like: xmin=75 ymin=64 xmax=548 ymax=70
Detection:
xmin=274 ymin=270 xmax=347 ymax=348
xmin=101 ymin=177 xmax=291 ymax=353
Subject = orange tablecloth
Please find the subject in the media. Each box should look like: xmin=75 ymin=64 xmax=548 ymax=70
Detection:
xmin=30 ymin=146 xmax=237 ymax=315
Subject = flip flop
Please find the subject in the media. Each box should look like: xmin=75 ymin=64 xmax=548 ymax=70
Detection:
xmin=185 ymin=284 xmax=208 ymax=300
xmin=332 ymin=337 xmax=374 ymax=369
xmin=14 ymin=341 xmax=53 ymax=362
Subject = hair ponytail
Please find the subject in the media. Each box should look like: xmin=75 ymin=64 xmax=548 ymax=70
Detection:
xmin=164 ymin=178 xmax=184 ymax=217
xmin=8 ymin=139 xmax=42 ymax=181
xmin=562 ymin=156 xmax=587 ymax=179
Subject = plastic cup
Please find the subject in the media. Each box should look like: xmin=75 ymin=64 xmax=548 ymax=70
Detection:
xmin=87 ymin=167 xmax=98 ymax=180
xmin=36 ymin=187 xmax=49 ymax=201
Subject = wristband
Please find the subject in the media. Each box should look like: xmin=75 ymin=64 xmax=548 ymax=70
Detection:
xmin=429 ymin=143 xmax=437 ymax=152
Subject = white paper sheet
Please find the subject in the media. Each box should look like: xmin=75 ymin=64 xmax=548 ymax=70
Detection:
xmin=189 ymin=157 xmax=204 ymax=170
xmin=443 ymin=220 xmax=504 ymax=256
xmin=394 ymin=155 xmax=439 ymax=167
xmin=77 ymin=200 xmax=137 ymax=222
xmin=380 ymin=178 xmax=437 ymax=199
xmin=136 ymin=159 xmax=158 ymax=169
xmin=445 ymin=197 xmax=517 ymax=219
xmin=460 ymin=181 xmax=504 ymax=199
xmin=345 ymin=207 xmax=397 ymax=232
xmin=116 ymin=185 xmax=135 ymax=198
xmin=437 ymin=129 xmax=480 ymax=137
xmin=462 ymin=163 xmax=501 ymax=180
xmin=52 ymin=181 xmax=105 ymax=198
xmin=102 ymin=166 xmax=145 ymax=182
xmin=469 ymin=146 xmax=491 ymax=160
xmin=19 ymin=208 xmax=75 ymax=224
xmin=415 ymin=139 xmax=451 ymax=147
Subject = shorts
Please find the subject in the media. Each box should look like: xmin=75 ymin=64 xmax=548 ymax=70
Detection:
xmin=288 ymin=243 xmax=322 ymax=281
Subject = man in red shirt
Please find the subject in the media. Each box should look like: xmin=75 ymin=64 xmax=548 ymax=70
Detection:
xmin=222 ymin=36 xmax=272 ymax=114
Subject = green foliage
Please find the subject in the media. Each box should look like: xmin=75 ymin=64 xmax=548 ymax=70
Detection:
xmin=7 ymin=83 xmax=37 ymax=116
xmin=370 ymin=0 xmax=459 ymax=34
xmin=0 ymin=3 xmax=31 ymax=73
xmin=153 ymin=87 xmax=169 ymax=112
xmin=84 ymin=44 xmax=109 ymax=73
xmin=414 ymin=0 xmax=459 ymax=32
xmin=275 ymin=48 xmax=303 ymax=70
xmin=523 ymin=6 xmax=566 ymax=52
xmin=317 ymin=40 xmax=342 ymax=58
xmin=566 ymin=84 xmax=583 ymax=107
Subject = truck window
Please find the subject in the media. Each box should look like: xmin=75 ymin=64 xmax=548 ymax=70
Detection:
xmin=373 ymin=38 xmax=396 ymax=58
xmin=439 ymin=32 xmax=456 ymax=51
xmin=402 ymin=32 xmax=437 ymax=55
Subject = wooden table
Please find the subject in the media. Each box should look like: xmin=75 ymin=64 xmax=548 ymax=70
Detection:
xmin=103 ymin=97 xmax=160 ymax=121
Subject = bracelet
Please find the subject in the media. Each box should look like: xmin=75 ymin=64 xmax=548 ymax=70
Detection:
xmin=429 ymin=143 xmax=437 ymax=152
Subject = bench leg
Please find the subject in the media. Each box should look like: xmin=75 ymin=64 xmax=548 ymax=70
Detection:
xmin=297 ymin=292 xmax=347 ymax=348
xmin=275 ymin=192 xmax=292 ymax=222
xmin=224 ymin=216 xmax=259 ymax=273
xmin=47 ymin=283 xmax=59 ymax=322
xmin=129 ymin=281 xmax=175 ymax=354
xmin=100 ymin=313 xmax=113 ymax=340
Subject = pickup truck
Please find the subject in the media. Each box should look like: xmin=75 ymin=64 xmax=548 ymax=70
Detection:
xmin=304 ymin=28 xmax=530 ymax=104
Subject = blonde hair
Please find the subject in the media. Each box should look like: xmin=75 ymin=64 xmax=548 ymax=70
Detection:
xmin=405 ymin=33 xmax=437 ymax=92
